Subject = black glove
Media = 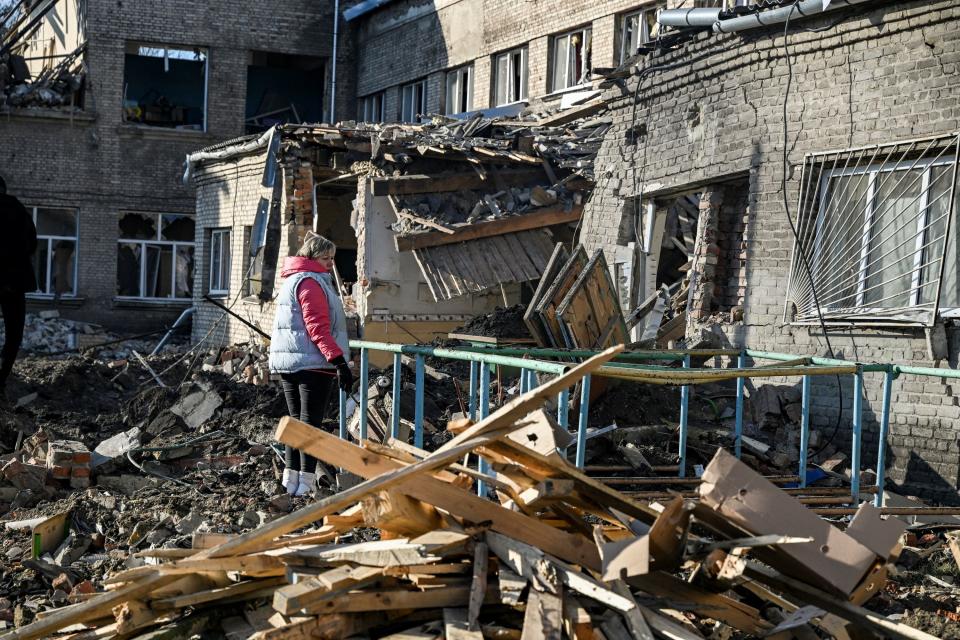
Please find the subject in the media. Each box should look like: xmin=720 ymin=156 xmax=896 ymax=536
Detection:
xmin=329 ymin=355 xmax=354 ymax=393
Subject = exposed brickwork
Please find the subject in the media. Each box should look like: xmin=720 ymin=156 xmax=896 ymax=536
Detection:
xmin=584 ymin=0 xmax=960 ymax=501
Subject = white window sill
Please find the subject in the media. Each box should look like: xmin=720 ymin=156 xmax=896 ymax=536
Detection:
xmin=117 ymin=123 xmax=215 ymax=142
xmin=544 ymin=83 xmax=594 ymax=99
xmin=207 ymin=291 xmax=229 ymax=298
xmin=26 ymin=295 xmax=84 ymax=307
xmin=113 ymin=297 xmax=193 ymax=309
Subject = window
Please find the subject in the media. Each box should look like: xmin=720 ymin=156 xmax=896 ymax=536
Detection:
xmin=786 ymin=134 xmax=960 ymax=324
xmin=551 ymin=27 xmax=592 ymax=92
xmin=400 ymin=80 xmax=427 ymax=123
xmin=29 ymin=207 xmax=78 ymax=297
xmin=493 ymin=47 xmax=528 ymax=106
xmin=246 ymin=52 xmax=325 ymax=133
xmin=208 ymin=228 xmax=231 ymax=296
xmin=619 ymin=5 xmax=664 ymax=64
xmin=245 ymin=198 xmax=270 ymax=297
xmin=358 ymin=92 xmax=385 ymax=122
xmin=117 ymin=213 xmax=195 ymax=300
xmin=445 ymin=65 xmax=473 ymax=115
xmin=122 ymin=43 xmax=208 ymax=130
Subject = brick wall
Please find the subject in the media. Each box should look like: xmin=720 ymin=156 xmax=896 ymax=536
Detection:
xmin=353 ymin=0 xmax=665 ymax=118
xmin=1 ymin=0 xmax=357 ymax=331
xmin=583 ymin=0 xmax=960 ymax=501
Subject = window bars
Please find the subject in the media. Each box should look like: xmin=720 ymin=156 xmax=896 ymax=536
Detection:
xmin=785 ymin=132 xmax=960 ymax=325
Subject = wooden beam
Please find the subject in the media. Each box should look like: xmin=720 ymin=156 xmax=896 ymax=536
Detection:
xmin=372 ymin=169 xmax=545 ymax=196
xmin=303 ymin=585 xmax=497 ymax=615
xmin=394 ymin=205 xmax=583 ymax=252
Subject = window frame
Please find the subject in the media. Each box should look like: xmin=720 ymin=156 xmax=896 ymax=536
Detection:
xmin=208 ymin=228 xmax=232 ymax=297
xmin=122 ymin=42 xmax=209 ymax=132
xmin=116 ymin=212 xmax=196 ymax=301
xmin=400 ymin=79 xmax=427 ymax=122
xmin=358 ymin=92 xmax=385 ymax=123
xmin=550 ymin=26 xmax=593 ymax=93
xmin=27 ymin=206 xmax=79 ymax=298
xmin=618 ymin=5 xmax=663 ymax=64
xmin=444 ymin=65 xmax=474 ymax=116
xmin=492 ymin=47 xmax=528 ymax=107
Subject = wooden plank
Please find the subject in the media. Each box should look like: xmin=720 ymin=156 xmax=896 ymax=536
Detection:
xmin=151 ymin=577 xmax=286 ymax=612
xmin=412 ymin=250 xmax=447 ymax=302
xmin=536 ymin=245 xmax=588 ymax=347
xmin=444 ymin=608 xmax=484 ymax=640
xmin=536 ymin=99 xmax=606 ymax=127
xmin=371 ymin=169 xmax=545 ymax=196
xmin=279 ymin=420 xmax=601 ymax=570
xmin=273 ymin=564 xmax=384 ymax=614
xmin=303 ymin=585 xmax=497 ymax=615
xmin=467 ymin=542 xmax=489 ymax=630
xmin=521 ymin=588 xmax=563 ymax=640
xmin=361 ymin=488 xmax=443 ymax=536
xmin=394 ymin=205 xmax=583 ymax=252
xmin=389 ymin=196 xmax=456 ymax=234
xmin=523 ymin=242 xmax=570 ymax=346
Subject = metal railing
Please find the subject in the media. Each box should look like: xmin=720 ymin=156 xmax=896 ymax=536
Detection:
xmin=338 ymin=340 xmax=960 ymax=508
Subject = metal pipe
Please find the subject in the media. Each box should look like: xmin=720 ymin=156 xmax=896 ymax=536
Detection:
xmin=799 ymin=374 xmax=811 ymax=488
xmin=713 ymin=0 xmax=872 ymax=34
xmin=330 ymin=0 xmax=340 ymax=122
xmin=875 ymin=369 xmax=894 ymax=508
xmin=349 ymin=340 xmax=567 ymax=374
xmin=391 ymin=353 xmax=402 ymax=440
xmin=575 ymin=375 xmax=592 ymax=468
xmin=894 ymin=364 xmax=960 ymax=379
xmin=359 ymin=348 xmax=369 ymax=442
xmin=598 ymin=475 xmax=801 ymax=486
xmin=519 ymin=367 xmax=529 ymax=394
xmin=557 ymin=387 xmax=570 ymax=429
xmin=468 ymin=361 xmax=478 ymax=421
xmin=851 ymin=367 xmax=863 ymax=504
xmin=203 ymin=295 xmax=270 ymax=340
xmin=338 ymin=388 xmax=347 ymax=440
xmin=658 ymin=7 xmax=722 ymax=28
xmin=414 ymin=354 xmax=425 ymax=449
xmin=931 ymin=138 xmax=960 ymax=319
xmin=734 ymin=351 xmax=745 ymax=459
xmin=453 ymin=344 xmax=737 ymax=362
xmin=478 ymin=363 xmax=491 ymax=496
xmin=745 ymin=349 xmax=890 ymax=373
xmin=150 ymin=307 xmax=195 ymax=356
xmin=679 ymin=354 xmax=691 ymax=477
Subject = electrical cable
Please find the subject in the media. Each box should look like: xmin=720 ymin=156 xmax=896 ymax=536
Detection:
xmin=778 ymin=1 xmax=845 ymax=459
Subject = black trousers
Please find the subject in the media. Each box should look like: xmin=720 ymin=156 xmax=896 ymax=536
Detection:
xmin=279 ymin=370 xmax=335 ymax=473
xmin=0 ymin=292 xmax=26 ymax=390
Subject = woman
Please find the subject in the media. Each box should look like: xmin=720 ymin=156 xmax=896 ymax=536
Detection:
xmin=269 ymin=232 xmax=353 ymax=496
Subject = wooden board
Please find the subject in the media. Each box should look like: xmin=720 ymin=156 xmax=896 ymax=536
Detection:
xmin=534 ymin=245 xmax=589 ymax=348
xmin=557 ymin=249 xmax=628 ymax=350
xmin=523 ymin=243 xmax=569 ymax=347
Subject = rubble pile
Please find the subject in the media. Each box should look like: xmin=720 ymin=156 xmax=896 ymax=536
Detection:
xmin=13 ymin=312 xmax=97 ymax=355
xmin=0 ymin=347 xmax=956 ymax=639
xmin=0 ymin=48 xmax=86 ymax=110
xmin=454 ymin=304 xmax=531 ymax=340
xmin=198 ymin=342 xmax=273 ymax=386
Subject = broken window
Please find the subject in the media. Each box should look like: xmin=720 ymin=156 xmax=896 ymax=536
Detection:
xmin=619 ymin=5 xmax=663 ymax=64
xmin=786 ymin=134 xmax=960 ymax=324
xmin=28 ymin=207 xmax=78 ymax=297
xmin=551 ymin=26 xmax=592 ymax=93
xmin=208 ymin=228 xmax=231 ymax=296
xmin=122 ymin=42 xmax=207 ymax=130
xmin=116 ymin=213 xmax=195 ymax=300
xmin=444 ymin=65 xmax=473 ymax=115
xmin=400 ymin=79 xmax=427 ymax=123
xmin=358 ymin=92 xmax=385 ymax=122
xmin=493 ymin=47 xmax=527 ymax=106
xmin=245 ymin=51 xmax=324 ymax=133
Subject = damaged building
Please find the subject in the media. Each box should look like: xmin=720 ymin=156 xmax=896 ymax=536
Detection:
xmin=0 ymin=0 xmax=356 ymax=331
xmin=581 ymin=0 xmax=960 ymax=501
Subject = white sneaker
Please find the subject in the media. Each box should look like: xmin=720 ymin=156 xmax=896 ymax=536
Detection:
xmin=282 ymin=468 xmax=299 ymax=495
xmin=295 ymin=471 xmax=317 ymax=497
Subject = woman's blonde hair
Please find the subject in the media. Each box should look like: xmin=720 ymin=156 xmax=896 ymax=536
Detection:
xmin=297 ymin=232 xmax=336 ymax=260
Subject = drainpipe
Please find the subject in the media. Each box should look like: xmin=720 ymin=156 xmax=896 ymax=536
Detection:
xmin=329 ymin=0 xmax=340 ymax=123
xmin=658 ymin=8 xmax=722 ymax=28
xmin=713 ymin=0 xmax=871 ymax=34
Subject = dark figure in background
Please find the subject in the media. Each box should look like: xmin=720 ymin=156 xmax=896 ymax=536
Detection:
xmin=0 ymin=176 xmax=37 ymax=398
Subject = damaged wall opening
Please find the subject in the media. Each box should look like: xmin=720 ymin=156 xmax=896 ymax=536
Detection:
xmin=617 ymin=4 xmax=663 ymax=64
xmin=245 ymin=51 xmax=325 ymax=133
xmin=122 ymin=42 xmax=207 ymax=130
xmin=117 ymin=213 xmax=195 ymax=300
xmin=400 ymin=79 xmax=427 ymax=123
xmin=550 ymin=25 xmax=592 ymax=93
xmin=492 ymin=46 xmax=527 ymax=107
xmin=444 ymin=64 xmax=473 ymax=115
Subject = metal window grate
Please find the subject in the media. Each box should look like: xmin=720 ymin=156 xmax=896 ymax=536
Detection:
xmin=785 ymin=132 xmax=960 ymax=326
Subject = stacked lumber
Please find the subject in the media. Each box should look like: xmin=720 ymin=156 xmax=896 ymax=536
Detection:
xmin=3 ymin=346 xmax=937 ymax=640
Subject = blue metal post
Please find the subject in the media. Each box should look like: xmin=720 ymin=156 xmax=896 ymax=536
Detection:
xmin=526 ymin=369 xmax=536 ymax=392
xmin=679 ymin=354 xmax=691 ymax=477
xmin=575 ymin=374 xmax=591 ymax=468
xmin=851 ymin=367 xmax=864 ymax=504
xmin=519 ymin=368 xmax=529 ymax=394
xmin=359 ymin=347 xmax=369 ymax=441
xmin=735 ymin=351 xmax=745 ymax=459
xmin=557 ymin=388 xmax=570 ymax=428
xmin=391 ymin=353 xmax=402 ymax=440
xmin=799 ymin=374 xmax=811 ymax=488
xmin=414 ymin=354 xmax=425 ymax=450
xmin=875 ymin=369 xmax=893 ymax=508
xmin=338 ymin=388 xmax=347 ymax=440
xmin=468 ymin=361 xmax=478 ymax=421
xmin=478 ymin=363 xmax=491 ymax=496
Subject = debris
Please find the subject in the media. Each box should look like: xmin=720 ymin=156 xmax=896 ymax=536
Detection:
xmin=169 ymin=382 xmax=223 ymax=429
